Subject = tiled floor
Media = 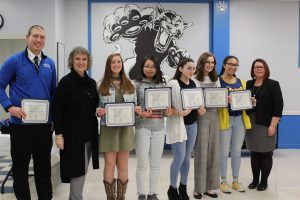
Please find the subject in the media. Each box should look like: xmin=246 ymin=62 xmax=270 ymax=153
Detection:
xmin=0 ymin=155 xmax=13 ymax=194
xmin=1 ymin=134 xmax=300 ymax=200
xmin=0 ymin=135 xmax=35 ymax=199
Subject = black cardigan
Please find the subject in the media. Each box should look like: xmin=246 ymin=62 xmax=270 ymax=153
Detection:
xmin=246 ymin=79 xmax=284 ymax=127
xmin=54 ymin=70 xmax=99 ymax=183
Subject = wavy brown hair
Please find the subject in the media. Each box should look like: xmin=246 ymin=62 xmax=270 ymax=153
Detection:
xmin=195 ymin=52 xmax=218 ymax=82
xmin=98 ymin=53 xmax=135 ymax=96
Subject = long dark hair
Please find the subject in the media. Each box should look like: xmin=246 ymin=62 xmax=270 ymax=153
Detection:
xmin=137 ymin=55 xmax=164 ymax=84
xmin=219 ymin=55 xmax=239 ymax=76
xmin=195 ymin=52 xmax=218 ymax=82
xmin=172 ymin=57 xmax=194 ymax=80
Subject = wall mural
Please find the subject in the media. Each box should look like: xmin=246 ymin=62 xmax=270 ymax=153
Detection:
xmin=103 ymin=4 xmax=192 ymax=80
xmin=91 ymin=3 xmax=209 ymax=80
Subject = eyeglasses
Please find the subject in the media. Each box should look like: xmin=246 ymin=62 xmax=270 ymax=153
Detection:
xmin=205 ymin=61 xmax=215 ymax=65
xmin=226 ymin=63 xmax=239 ymax=68
xmin=254 ymin=66 xmax=265 ymax=70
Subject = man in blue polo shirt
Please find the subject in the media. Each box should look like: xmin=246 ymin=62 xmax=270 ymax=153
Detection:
xmin=0 ymin=25 xmax=56 ymax=200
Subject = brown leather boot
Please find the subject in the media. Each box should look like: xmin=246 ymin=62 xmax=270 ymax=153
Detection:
xmin=116 ymin=179 xmax=128 ymax=200
xmin=103 ymin=179 xmax=116 ymax=200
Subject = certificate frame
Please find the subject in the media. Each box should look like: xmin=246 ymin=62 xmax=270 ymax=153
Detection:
xmin=21 ymin=99 xmax=49 ymax=123
xmin=105 ymin=102 xmax=135 ymax=127
xmin=181 ymin=88 xmax=204 ymax=109
xmin=144 ymin=87 xmax=171 ymax=110
xmin=204 ymin=88 xmax=228 ymax=108
xmin=230 ymin=90 xmax=253 ymax=111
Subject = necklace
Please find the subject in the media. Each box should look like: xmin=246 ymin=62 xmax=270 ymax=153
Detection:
xmin=252 ymin=85 xmax=261 ymax=97
xmin=252 ymin=80 xmax=263 ymax=97
xmin=112 ymin=80 xmax=121 ymax=89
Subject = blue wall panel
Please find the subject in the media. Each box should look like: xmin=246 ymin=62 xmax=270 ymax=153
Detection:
xmin=278 ymin=115 xmax=300 ymax=149
xmin=211 ymin=0 xmax=230 ymax=74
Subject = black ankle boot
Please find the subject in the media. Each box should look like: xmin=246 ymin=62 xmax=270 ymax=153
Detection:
xmin=167 ymin=185 xmax=181 ymax=200
xmin=248 ymin=181 xmax=259 ymax=189
xmin=178 ymin=183 xmax=189 ymax=200
xmin=257 ymin=181 xmax=268 ymax=191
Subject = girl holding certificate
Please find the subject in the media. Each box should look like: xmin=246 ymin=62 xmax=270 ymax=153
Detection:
xmin=166 ymin=57 xmax=206 ymax=200
xmin=218 ymin=55 xmax=251 ymax=194
xmin=54 ymin=47 xmax=99 ymax=199
xmin=245 ymin=59 xmax=283 ymax=191
xmin=193 ymin=52 xmax=220 ymax=199
xmin=134 ymin=55 xmax=172 ymax=200
xmin=96 ymin=53 xmax=141 ymax=200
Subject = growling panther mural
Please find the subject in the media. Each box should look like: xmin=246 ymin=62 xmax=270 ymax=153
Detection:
xmin=102 ymin=4 xmax=193 ymax=80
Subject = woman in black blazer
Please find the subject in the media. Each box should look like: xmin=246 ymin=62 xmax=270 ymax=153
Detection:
xmin=54 ymin=46 xmax=99 ymax=199
xmin=245 ymin=58 xmax=283 ymax=191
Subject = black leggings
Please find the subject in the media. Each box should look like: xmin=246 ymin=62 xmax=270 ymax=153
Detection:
xmin=250 ymin=151 xmax=273 ymax=184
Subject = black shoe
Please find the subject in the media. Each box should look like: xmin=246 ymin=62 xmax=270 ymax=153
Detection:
xmin=138 ymin=195 xmax=147 ymax=200
xmin=178 ymin=183 xmax=189 ymax=200
xmin=193 ymin=191 xmax=202 ymax=199
xmin=257 ymin=183 xmax=268 ymax=191
xmin=204 ymin=192 xmax=218 ymax=198
xmin=167 ymin=185 xmax=181 ymax=200
xmin=248 ymin=182 xmax=258 ymax=189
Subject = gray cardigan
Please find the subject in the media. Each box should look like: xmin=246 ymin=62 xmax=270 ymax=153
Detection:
xmin=134 ymin=78 xmax=165 ymax=131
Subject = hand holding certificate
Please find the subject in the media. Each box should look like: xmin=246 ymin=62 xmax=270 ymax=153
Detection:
xmin=21 ymin=99 xmax=49 ymax=123
xmin=230 ymin=90 xmax=253 ymax=111
xmin=144 ymin=87 xmax=171 ymax=110
xmin=181 ymin=88 xmax=204 ymax=109
xmin=105 ymin=102 xmax=135 ymax=127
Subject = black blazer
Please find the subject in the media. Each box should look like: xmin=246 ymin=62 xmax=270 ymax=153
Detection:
xmin=54 ymin=70 xmax=99 ymax=183
xmin=246 ymin=79 xmax=283 ymax=127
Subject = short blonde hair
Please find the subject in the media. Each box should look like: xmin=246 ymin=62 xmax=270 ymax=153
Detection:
xmin=68 ymin=46 xmax=92 ymax=69
xmin=27 ymin=25 xmax=45 ymax=36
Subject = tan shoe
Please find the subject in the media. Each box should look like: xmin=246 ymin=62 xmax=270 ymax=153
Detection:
xmin=232 ymin=181 xmax=246 ymax=192
xmin=220 ymin=182 xmax=232 ymax=194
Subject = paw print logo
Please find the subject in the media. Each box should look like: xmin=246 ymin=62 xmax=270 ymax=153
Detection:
xmin=103 ymin=4 xmax=155 ymax=43
xmin=216 ymin=1 xmax=228 ymax=12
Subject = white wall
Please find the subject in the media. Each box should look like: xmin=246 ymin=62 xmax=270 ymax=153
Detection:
xmin=65 ymin=0 xmax=88 ymax=57
xmin=230 ymin=0 xmax=300 ymax=114
xmin=0 ymin=0 xmax=66 ymax=66
xmin=55 ymin=0 xmax=66 ymax=44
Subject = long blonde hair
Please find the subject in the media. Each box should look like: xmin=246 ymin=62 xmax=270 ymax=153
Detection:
xmin=99 ymin=53 xmax=135 ymax=96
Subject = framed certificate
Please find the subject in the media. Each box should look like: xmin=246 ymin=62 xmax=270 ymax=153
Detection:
xmin=230 ymin=90 xmax=253 ymax=111
xmin=21 ymin=99 xmax=49 ymax=123
xmin=181 ymin=88 xmax=204 ymax=109
xmin=204 ymin=88 xmax=228 ymax=108
xmin=105 ymin=102 xmax=135 ymax=127
xmin=144 ymin=87 xmax=171 ymax=110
